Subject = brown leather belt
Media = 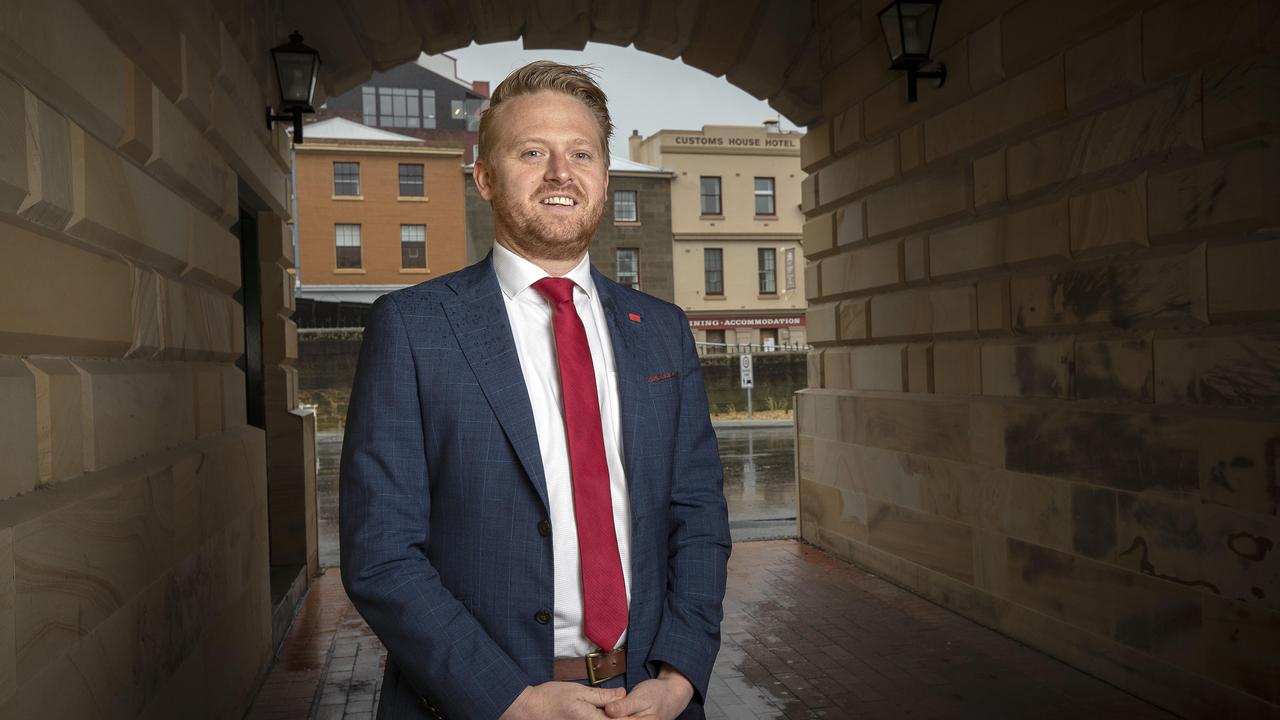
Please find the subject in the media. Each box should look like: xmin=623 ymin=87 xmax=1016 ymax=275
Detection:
xmin=554 ymin=646 xmax=626 ymax=684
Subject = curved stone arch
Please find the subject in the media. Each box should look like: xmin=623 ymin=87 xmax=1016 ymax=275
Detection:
xmin=282 ymin=0 xmax=822 ymax=126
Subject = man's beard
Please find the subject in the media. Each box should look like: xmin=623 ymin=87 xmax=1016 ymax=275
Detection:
xmin=491 ymin=185 xmax=604 ymax=262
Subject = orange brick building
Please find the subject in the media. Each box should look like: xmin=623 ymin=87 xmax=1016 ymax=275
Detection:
xmin=294 ymin=117 xmax=467 ymax=303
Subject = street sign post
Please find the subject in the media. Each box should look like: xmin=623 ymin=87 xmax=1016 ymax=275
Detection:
xmin=740 ymin=354 xmax=754 ymax=419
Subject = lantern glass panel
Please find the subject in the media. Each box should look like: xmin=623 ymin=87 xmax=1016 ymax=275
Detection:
xmin=276 ymin=51 xmax=317 ymax=106
xmin=878 ymin=1 xmax=940 ymax=67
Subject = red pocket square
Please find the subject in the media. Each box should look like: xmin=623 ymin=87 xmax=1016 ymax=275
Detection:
xmin=647 ymin=371 xmax=677 ymax=383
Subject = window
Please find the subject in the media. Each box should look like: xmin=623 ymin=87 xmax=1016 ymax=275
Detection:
xmin=334 ymin=162 xmax=360 ymax=196
xmin=705 ymin=329 xmax=726 ymax=347
xmin=761 ymin=328 xmax=779 ymax=350
xmin=785 ymin=248 xmax=796 ymax=290
xmin=399 ymin=164 xmax=424 ymax=197
xmin=613 ymin=190 xmax=637 ymax=222
xmin=450 ymin=98 xmax=484 ymax=131
xmin=616 ymin=248 xmax=639 ymax=289
xmin=700 ymin=177 xmax=722 ymax=215
xmin=401 ymin=224 xmax=426 ymax=269
xmin=754 ymin=177 xmax=776 ymax=215
xmin=335 ymin=224 xmax=362 ymax=268
xmin=362 ymin=87 xmax=435 ymax=128
xmin=704 ymin=248 xmax=723 ymax=296
xmin=758 ymin=248 xmax=777 ymax=294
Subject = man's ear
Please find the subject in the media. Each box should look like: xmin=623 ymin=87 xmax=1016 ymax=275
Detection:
xmin=473 ymin=159 xmax=494 ymax=201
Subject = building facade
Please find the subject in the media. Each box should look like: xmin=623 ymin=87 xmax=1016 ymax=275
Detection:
xmin=630 ymin=124 xmax=808 ymax=351
xmin=295 ymin=118 xmax=467 ymax=304
xmin=464 ymin=157 xmax=677 ymax=303
xmin=314 ymin=54 xmax=488 ymax=164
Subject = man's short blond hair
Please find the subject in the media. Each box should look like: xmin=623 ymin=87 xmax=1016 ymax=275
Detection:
xmin=477 ymin=61 xmax=613 ymax=162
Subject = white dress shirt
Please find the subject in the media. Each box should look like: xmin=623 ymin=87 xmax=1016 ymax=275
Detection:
xmin=491 ymin=241 xmax=632 ymax=656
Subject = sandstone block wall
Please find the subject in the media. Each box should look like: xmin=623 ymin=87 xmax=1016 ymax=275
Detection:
xmin=798 ymin=1 xmax=1278 ymax=717
xmin=0 ymin=0 xmax=304 ymax=716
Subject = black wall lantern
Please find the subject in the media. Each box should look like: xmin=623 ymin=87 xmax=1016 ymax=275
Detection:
xmin=878 ymin=1 xmax=946 ymax=102
xmin=266 ymin=32 xmax=321 ymax=143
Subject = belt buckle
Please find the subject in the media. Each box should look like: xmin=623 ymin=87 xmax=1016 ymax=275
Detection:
xmin=585 ymin=649 xmax=617 ymax=685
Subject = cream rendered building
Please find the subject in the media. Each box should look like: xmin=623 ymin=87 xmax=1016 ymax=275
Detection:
xmin=630 ymin=124 xmax=807 ymax=351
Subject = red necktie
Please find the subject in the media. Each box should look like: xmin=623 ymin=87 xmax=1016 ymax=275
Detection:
xmin=532 ymin=277 xmax=628 ymax=651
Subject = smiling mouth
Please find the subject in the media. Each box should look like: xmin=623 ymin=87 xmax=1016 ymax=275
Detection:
xmin=540 ymin=195 xmax=578 ymax=207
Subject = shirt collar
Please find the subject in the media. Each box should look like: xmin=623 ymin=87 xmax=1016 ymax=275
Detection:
xmin=492 ymin=241 xmax=595 ymax=301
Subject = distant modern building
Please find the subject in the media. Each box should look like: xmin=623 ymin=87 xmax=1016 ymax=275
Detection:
xmin=313 ymin=53 xmax=488 ymax=164
xmin=294 ymin=117 xmax=467 ymax=304
xmin=630 ymin=123 xmax=807 ymax=350
xmin=463 ymin=157 xmax=677 ymax=303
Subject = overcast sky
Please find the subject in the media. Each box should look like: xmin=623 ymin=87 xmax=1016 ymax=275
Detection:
xmin=447 ymin=41 xmax=803 ymax=159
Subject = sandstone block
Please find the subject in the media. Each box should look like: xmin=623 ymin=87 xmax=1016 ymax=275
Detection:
xmin=821 ymin=348 xmax=851 ymax=390
xmin=0 ymin=0 xmax=127 ymax=144
xmin=1066 ymin=16 xmax=1142 ymax=112
xmin=907 ymin=342 xmax=933 ymax=393
xmin=679 ymin=0 xmax=762 ymax=78
xmin=865 ymin=164 xmax=970 ymax=239
xmin=177 ymin=34 xmax=214 ymax=131
xmin=800 ymin=479 xmax=869 ymax=545
xmin=1001 ymin=0 xmax=1146 ymax=73
xmin=933 ymin=342 xmax=982 ymax=396
xmin=1142 ymin=0 xmax=1258 ymax=83
xmin=1005 ymin=538 xmax=1115 ymax=637
xmin=973 ymin=148 xmax=1006 ymax=209
xmin=981 ymin=339 xmax=1073 ymax=399
xmin=1203 ymin=58 xmax=1280 ymax=147
xmin=117 ymin=62 xmax=153 ymax=166
xmin=1197 ymin=417 xmax=1280 ymax=516
xmin=223 ymin=366 xmax=247 ymax=429
xmin=1071 ymin=485 xmax=1118 ymax=562
xmin=0 ymin=221 xmax=133 ymax=358
xmin=849 ymin=344 xmax=907 ymax=392
xmin=149 ymin=87 xmax=234 ymax=217
xmin=23 ymin=358 xmax=85 ymax=485
xmin=819 ymin=240 xmax=903 ymax=296
xmin=821 ymin=40 xmax=891 ymax=117
xmin=977 ymin=279 xmax=1012 ymax=334
xmin=858 ymin=396 xmax=973 ymax=462
xmin=128 ymin=267 xmax=163 ymax=359
xmin=806 ymin=350 xmax=823 ymax=389
xmin=0 ymin=75 xmax=28 ymax=215
xmin=0 ymin=361 xmax=38 ymax=501
xmin=1154 ymin=334 xmax=1280 ymax=407
xmin=817 ymin=136 xmax=897 ymax=207
xmin=800 ymin=173 xmax=818 ymax=213
xmin=832 ymin=103 xmax=863 ymax=153
xmin=867 ymin=498 xmax=974 ymax=584
xmin=1075 ymin=338 xmax=1153 ymax=403
xmin=802 ymin=211 xmax=835 ymax=256
xmin=1202 ymin=597 xmax=1280 ymax=704
xmin=257 ymin=212 xmax=295 ymax=270
xmin=800 ymin=120 xmax=832 ymax=171
xmin=1148 ymin=144 xmax=1279 ymax=242
xmin=185 ymin=214 xmax=240 ymax=294
xmin=1207 ymin=238 xmax=1280 ymax=321
xmin=1003 ymin=404 xmax=1199 ymax=496
xmin=806 ymin=302 xmax=838 ymax=343
xmin=74 ymin=360 xmax=195 ymax=471
xmin=968 ymin=18 xmax=1005 ymax=92
xmin=925 ymin=58 xmax=1065 ymax=164
xmin=68 ymin=126 xmax=190 ymax=273
xmin=903 ymin=235 xmax=928 ymax=284
xmin=930 ymin=200 xmax=1068 ymax=278
xmin=1069 ymin=174 xmax=1148 ymax=257
xmin=817 ymin=4 xmax=864 ymax=72
xmin=18 ymin=90 xmax=74 ymax=232
xmin=1010 ymin=248 xmax=1207 ymax=331
xmin=208 ymin=85 xmax=288 ymax=218
xmin=163 ymin=278 xmax=236 ymax=362
xmin=969 ymin=401 xmax=1006 ymax=468
xmin=837 ymin=298 xmax=869 ymax=340
xmin=834 ymin=199 xmax=864 ymax=246
xmin=1007 ymin=77 xmax=1202 ymax=200
xmin=899 ymin=124 xmax=923 ymax=174
xmin=804 ymin=260 xmax=821 ymax=301
xmin=870 ymin=289 xmax=931 ymax=339
xmin=972 ymin=527 xmax=1009 ymax=597
xmin=863 ymin=42 xmax=970 ymax=141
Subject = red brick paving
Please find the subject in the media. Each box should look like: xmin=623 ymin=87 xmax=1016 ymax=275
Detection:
xmin=246 ymin=541 xmax=1174 ymax=719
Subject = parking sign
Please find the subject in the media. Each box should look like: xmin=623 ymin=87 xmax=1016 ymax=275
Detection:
xmin=740 ymin=354 xmax=754 ymax=388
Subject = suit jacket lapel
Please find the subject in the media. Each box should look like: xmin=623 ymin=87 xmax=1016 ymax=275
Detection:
xmin=592 ymin=269 xmax=646 ymax=514
xmin=443 ymin=256 xmax=550 ymax=512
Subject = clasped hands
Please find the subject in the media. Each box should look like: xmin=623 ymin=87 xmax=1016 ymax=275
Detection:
xmin=500 ymin=664 xmax=694 ymax=720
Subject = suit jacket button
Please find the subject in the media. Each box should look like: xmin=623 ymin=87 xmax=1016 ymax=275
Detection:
xmin=538 ymin=519 xmax=551 ymax=537
xmin=535 ymin=609 xmax=552 ymax=624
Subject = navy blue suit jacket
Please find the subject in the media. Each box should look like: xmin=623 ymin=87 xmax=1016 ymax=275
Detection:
xmin=339 ymin=255 xmax=731 ymax=719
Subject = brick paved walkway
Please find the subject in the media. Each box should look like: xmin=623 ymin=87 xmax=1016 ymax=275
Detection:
xmin=246 ymin=540 xmax=1173 ymax=719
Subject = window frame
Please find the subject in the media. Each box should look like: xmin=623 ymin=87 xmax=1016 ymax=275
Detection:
xmin=699 ymin=176 xmax=722 ymax=216
xmin=400 ymin=224 xmax=427 ymax=269
xmin=333 ymin=162 xmax=360 ymax=196
xmin=704 ymin=248 xmax=724 ymax=296
xmin=616 ymin=247 xmax=640 ymax=290
xmin=758 ymin=247 xmax=777 ymax=294
xmin=613 ymin=190 xmax=638 ymax=223
xmin=399 ymin=163 xmax=425 ymax=197
xmin=335 ymin=224 xmax=362 ymax=269
xmin=754 ymin=176 xmax=776 ymax=216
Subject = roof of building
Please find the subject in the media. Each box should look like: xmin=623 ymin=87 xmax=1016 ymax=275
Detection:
xmin=462 ymin=155 xmax=672 ymax=175
xmin=300 ymin=117 xmax=426 ymax=142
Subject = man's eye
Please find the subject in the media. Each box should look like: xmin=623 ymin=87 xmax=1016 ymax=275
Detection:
xmin=523 ymin=149 xmax=543 ymax=158
xmin=574 ymin=152 xmax=592 ymax=160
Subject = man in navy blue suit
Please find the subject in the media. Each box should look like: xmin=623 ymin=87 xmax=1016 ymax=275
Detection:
xmin=340 ymin=61 xmax=731 ymax=720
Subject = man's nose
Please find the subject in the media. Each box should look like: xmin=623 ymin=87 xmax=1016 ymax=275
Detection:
xmin=544 ymin=154 xmax=572 ymax=183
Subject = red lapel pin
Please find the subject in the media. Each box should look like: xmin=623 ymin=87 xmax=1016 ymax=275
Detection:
xmin=627 ymin=312 xmax=642 ymax=323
